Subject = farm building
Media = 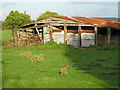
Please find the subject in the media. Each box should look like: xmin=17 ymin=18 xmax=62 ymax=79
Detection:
xmin=18 ymin=16 xmax=120 ymax=47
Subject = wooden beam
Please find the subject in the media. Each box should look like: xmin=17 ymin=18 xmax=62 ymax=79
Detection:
xmin=78 ymin=25 xmax=82 ymax=47
xmin=107 ymin=27 xmax=111 ymax=44
xmin=94 ymin=26 xmax=98 ymax=46
xmin=50 ymin=23 xmax=93 ymax=26
xmin=35 ymin=27 xmax=40 ymax=35
xmin=64 ymin=22 xmax=67 ymax=44
xmin=35 ymin=23 xmax=41 ymax=41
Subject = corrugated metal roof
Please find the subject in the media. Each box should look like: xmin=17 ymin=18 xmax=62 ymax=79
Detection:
xmin=20 ymin=16 xmax=120 ymax=28
xmin=54 ymin=16 xmax=120 ymax=28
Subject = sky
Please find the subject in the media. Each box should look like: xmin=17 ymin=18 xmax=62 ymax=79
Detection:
xmin=0 ymin=1 xmax=119 ymax=21
xmin=0 ymin=0 xmax=119 ymax=2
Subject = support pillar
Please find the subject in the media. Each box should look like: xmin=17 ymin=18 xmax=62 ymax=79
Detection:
xmin=107 ymin=27 xmax=111 ymax=44
xmin=64 ymin=22 xmax=67 ymax=44
xmin=50 ymin=25 xmax=53 ymax=41
xmin=78 ymin=25 xmax=82 ymax=47
xmin=94 ymin=26 xmax=98 ymax=46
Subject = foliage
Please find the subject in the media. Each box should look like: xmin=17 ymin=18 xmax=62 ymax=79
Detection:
xmin=2 ymin=11 xmax=31 ymax=29
xmin=37 ymin=11 xmax=61 ymax=21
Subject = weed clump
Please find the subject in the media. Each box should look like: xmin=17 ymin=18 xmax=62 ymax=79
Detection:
xmin=31 ymin=54 xmax=44 ymax=62
xmin=60 ymin=64 xmax=69 ymax=76
xmin=20 ymin=51 xmax=44 ymax=63
xmin=20 ymin=51 xmax=32 ymax=58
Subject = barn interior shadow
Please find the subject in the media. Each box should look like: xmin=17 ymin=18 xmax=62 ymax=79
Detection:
xmin=63 ymin=42 xmax=118 ymax=88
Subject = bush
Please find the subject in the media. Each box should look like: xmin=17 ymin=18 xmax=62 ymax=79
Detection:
xmin=46 ymin=41 xmax=57 ymax=46
xmin=89 ymin=44 xmax=96 ymax=48
xmin=96 ymin=43 xmax=118 ymax=51
xmin=58 ymin=43 xmax=68 ymax=48
xmin=44 ymin=41 xmax=68 ymax=49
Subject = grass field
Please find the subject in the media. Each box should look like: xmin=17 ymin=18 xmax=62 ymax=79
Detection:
xmin=2 ymin=30 xmax=119 ymax=88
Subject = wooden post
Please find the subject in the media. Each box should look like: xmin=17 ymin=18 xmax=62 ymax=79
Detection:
xmin=42 ymin=27 xmax=44 ymax=45
xmin=107 ymin=27 xmax=111 ymax=44
xmin=64 ymin=22 xmax=67 ymax=44
xmin=94 ymin=26 xmax=98 ymax=46
xmin=49 ymin=25 xmax=53 ymax=41
xmin=78 ymin=25 xmax=82 ymax=47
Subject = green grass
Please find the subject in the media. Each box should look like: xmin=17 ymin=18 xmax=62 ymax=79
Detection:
xmin=1 ymin=30 xmax=119 ymax=88
xmin=2 ymin=44 xmax=118 ymax=88
xmin=1 ymin=30 xmax=12 ymax=41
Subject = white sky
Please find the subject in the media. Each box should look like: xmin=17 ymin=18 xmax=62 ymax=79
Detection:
xmin=0 ymin=1 xmax=119 ymax=21
xmin=0 ymin=0 xmax=120 ymax=2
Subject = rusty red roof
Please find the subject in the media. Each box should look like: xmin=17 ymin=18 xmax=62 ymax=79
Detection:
xmin=53 ymin=16 xmax=120 ymax=28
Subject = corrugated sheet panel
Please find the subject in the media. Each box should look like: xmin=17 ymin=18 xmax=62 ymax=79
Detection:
xmin=67 ymin=33 xmax=79 ymax=46
xmin=43 ymin=27 xmax=51 ymax=44
xmin=52 ymin=31 xmax=64 ymax=44
xmin=81 ymin=33 xmax=95 ymax=47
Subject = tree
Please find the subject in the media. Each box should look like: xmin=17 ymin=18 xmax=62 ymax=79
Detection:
xmin=32 ymin=19 xmax=35 ymax=22
xmin=2 ymin=11 xmax=31 ymax=29
xmin=37 ymin=11 xmax=61 ymax=21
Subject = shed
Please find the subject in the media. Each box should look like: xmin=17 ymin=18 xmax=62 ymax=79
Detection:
xmin=18 ymin=16 xmax=120 ymax=47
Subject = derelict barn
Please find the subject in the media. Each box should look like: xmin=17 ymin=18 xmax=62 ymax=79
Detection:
xmin=18 ymin=16 xmax=120 ymax=47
